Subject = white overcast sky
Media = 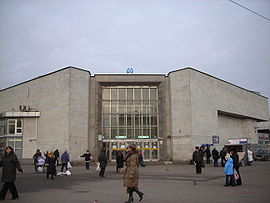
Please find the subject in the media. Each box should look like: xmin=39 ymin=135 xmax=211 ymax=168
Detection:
xmin=0 ymin=0 xmax=270 ymax=107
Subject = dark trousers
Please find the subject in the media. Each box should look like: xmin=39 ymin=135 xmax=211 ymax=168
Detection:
xmin=195 ymin=162 xmax=202 ymax=174
xmin=225 ymin=175 xmax=236 ymax=186
xmin=0 ymin=182 xmax=19 ymax=200
xmin=99 ymin=167 xmax=106 ymax=177
xmin=85 ymin=162 xmax=90 ymax=170
xmin=213 ymin=159 xmax=218 ymax=167
xmin=61 ymin=163 xmax=68 ymax=172
xmin=206 ymin=157 xmax=211 ymax=164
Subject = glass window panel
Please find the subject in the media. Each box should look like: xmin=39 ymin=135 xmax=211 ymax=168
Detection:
xmin=143 ymin=114 xmax=149 ymax=126
xmin=127 ymin=88 xmax=133 ymax=101
xmin=134 ymin=101 xmax=141 ymax=113
xmin=111 ymin=88 xmax=117 ymax=100
xmin=135 ymin=114 xmax=140 ymax=126
xmin=134 ymin=89 xmax=141 ymax=100
xmin=151 ymin=127 xmax=158 ymax=139
xmin=103 ymin=88 xmax=110 ymax=100
xmin=127 ymin=102 xmax=133 ymax=113
xmin=151 ymin=115 xmax=157 ymax=125
xmin=103 ymin=101 xmax=110 ymax=113
xmin=111 ymin=115 xmax=118 ymax=126
xmin=16 ymin=129 xmax=22 ymax=134
xmin=15 ymin=140 xmax=22 ymax=148
xmin=0 ymin=120 xmax=7 ymax=136
xmin=152 ymin=144 xmax=158 ymax=159
xmin=119 ymin=89 xmax=126 ymax=100
xmin=119 ymin=128 xmax=126 ymax=138
xmin=127 ymin=114 xmax=133 ymax=126
xmin=103 ymin=114 xmax=110 ymax=127
xmin=143 ymin=142 xmax=150 ymax=159
xmin=142 ymin=88 xmax=149 ymax=100
xmin=143 ymin=128 xmax=149 ymax=137
xmin=142 ymin=101 xmax=149 ymax=113
xmin=134 ymin=128 xmax=141 ymax=139
xmin=127 ymin=128 xmax=134 ymax=139
xmin=119 ymin=114 xmax=125 ymax=126
xmin=7 ymin=140 xmax=14 ymax=147
xmin=8 ymin=120 xmax=15 ymax=134
xmin=150 ymin=88 xmax=157 ymax=100
xmin=111 ymin=128 xmax=118 ymax=139
xmin=119 ymin=101 xmax=126 ymax=113
xmin=103 ymin=128 xmax=110 ymax=139
xmin=15 ymin=149 xmax=22 ymax=158
xmin=150 ymin=101 xmax=157 ymax=113
xmin=17 ymin=119 xmax=22 ymax=128
xmin=111 ymin=101 xmax=117 ymax=113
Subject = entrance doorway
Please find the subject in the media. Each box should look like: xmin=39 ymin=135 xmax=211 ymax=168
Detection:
xmin=103 ymin=140 xmax=159 ymax=161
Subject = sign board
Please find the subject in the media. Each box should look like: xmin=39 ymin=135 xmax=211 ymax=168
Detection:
xmin=227 ymin=138 xmax=248 ymax=144
xmin=212 ymin=136 xmax=219 ymax=144
xmin=97 ymin=134 xmax=104 ymax=142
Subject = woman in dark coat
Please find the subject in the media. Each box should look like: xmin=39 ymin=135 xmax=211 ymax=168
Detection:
xmin=45 ymin=151 xmax=56 ymax=179
xmin=116 ymin=150 xmax=124 ymax=173
xmin=0 ymin=146 xmax=23 ymax=200
xmin=123 ymin=144 xmax=144 ymax=203
xmin=231 ymin=150 xmax=242 ymax=185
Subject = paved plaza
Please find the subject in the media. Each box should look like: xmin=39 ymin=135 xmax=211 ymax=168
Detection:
xmin=0 ymin=161 xmax=269 ymax=203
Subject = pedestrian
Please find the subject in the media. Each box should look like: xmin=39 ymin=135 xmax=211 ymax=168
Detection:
xmin=0 ymin=146 xmax=23 ymax=200
xmin=193 ymin=146 xmax=204 ymax=174
xmin=61 ymin=150 xmax=70 ymax=172
xmin=220 ymin=147 xmax=227 ymax=167
xmin=116 ymin=150 xmax=124 ymax=173
xmin=81 ymin=150 xmax=92 ymax=170
xmin=212 ymin=148 xmax=220 ymax=167
xmin=45 ymin=151 xmax=56 ymax=179
xmin=138 ymin=151 xmax=145 ymax=167
xmin=33 ymin=149 xmax=42 ymax=173
xmin=223 ymin=152 xmax=236 ymax=186
xmin=98 ymin=150 xmax=108 ymax=177
xmin=247 ymin=148 xmax=253 ymax=166
xmin=231 ymin=150 xmax=242 ymax=185
xmin=205 ymin=146 xmax=211 ymax=164
xmin=54 ymin=149 xmax=60 ymax=166
xmin=123 ymin=144 xmax=144 ymax=203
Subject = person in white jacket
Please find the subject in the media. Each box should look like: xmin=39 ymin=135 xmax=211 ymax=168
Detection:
xmin=247 ymin=148 xmax=253 ymax=166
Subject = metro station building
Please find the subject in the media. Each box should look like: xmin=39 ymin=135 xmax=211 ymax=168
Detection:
xmin=0 ymin=67 xmax=269 ymax=162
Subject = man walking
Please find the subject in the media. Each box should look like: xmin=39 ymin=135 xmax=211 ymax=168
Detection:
xmin=98 ymin=150 xmax=108 ymax=177
xmin=193 ymin=146 xmax=204 ymax=174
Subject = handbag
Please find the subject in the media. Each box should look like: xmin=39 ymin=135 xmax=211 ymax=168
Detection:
xmin=234 ymin=169 xmax=239 ymax=180
xmin=67 ymin=162 xmax=72 ymax=169
xmin=96 ymin=162 xmax=101 ymax=172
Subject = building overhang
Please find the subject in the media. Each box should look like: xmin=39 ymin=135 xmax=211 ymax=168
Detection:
xmin=0 ymin=111 xmax=40 ymax=118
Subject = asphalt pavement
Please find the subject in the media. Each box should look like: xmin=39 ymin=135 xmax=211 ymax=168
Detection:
xmin=0 ymin=161 xmax=269 ymax=203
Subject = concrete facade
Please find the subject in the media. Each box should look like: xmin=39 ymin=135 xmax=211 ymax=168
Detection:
xmin=0 ymin=67 xmax=269 ymax=161
xmin=168 ymin=68 xmax=269 ymax=161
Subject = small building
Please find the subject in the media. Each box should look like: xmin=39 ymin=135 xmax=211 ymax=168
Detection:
xmin=0 ymin=67 xmax=269 ymax=161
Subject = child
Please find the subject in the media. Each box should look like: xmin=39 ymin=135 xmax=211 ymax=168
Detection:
xmin=224 ymin=152 xmax=236 ymax=186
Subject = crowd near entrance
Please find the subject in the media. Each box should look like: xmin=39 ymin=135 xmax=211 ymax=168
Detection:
xmin=103 ymin=140 xmax=159 ymax=161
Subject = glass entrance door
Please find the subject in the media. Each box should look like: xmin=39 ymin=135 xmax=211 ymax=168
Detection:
xmin=104 ymin=140 xmax=159 ymax=161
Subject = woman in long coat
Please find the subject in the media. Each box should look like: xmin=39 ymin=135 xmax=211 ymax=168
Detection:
xmin=45 ymin=151 xmax=56 ymax=179
xmin=123 ymin=144 xmax=144 ymax=203
xmin=0 ymin=146 xmax=23 ymax=200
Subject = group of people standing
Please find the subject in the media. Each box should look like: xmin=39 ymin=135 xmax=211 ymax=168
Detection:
xmin=33 ymin=149 xmax=70 ymax=179
xmin=192 ymin=145 xmax=243 ymax=186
